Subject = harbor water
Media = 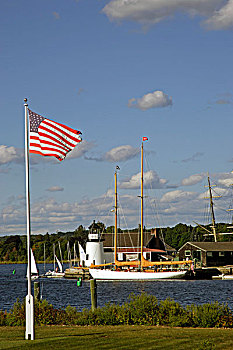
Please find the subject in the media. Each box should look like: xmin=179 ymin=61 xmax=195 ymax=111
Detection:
xmin=0 ymin=263 xmax=232 ymax=311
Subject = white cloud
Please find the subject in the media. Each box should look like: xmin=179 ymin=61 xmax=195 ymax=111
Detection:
xmin=181 ymin=152 xmax=204 ymax=163
xmin=198 ymin=186 xmax=230 ymax=200
xmin=204 ymin=0 xmax=233 ymax=30
xmin=46 ymin=186 xmax=64 ymax=192
xmin=66 ymin=140 xmax=94 ymax=159
xmin=210 ymin=172 xmax=233 ymax=188
xmin=212 ymin=186 xmax=230 ymax=197
xmin=218 ymin=178 xmax=233 ymax=187
xmin=1 ymin=174 xmax=233 ymax=235
xmin=102 ymin=0 xmax=233 ymax=30
xmin=181 ymin=173 xmax=205 ymax=186
xmin=161 ymin=189 xmax=196 ymax=203
xmin=85 ymin=145 xmax=140 ymax=162
xmin=120 ymin=170 xmax=167 ymax=189
xmin=128 ymin=90 xmax=172 ymax=110
xmin=208 ymin=93 xmax=233 ymax=107
xmin=105 ymin=145 xmax=140 ymax=162
xmin=0 ymin=145 xmax=24 ymax=165
xmin=0 ymin=140 xmax=92 ymax=168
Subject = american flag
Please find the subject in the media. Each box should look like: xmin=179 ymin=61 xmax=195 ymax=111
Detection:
xmin=28 ymin=109 xmax=82 ymax=161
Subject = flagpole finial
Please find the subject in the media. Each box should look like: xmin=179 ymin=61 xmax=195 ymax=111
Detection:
xmin=24 ymin=98 xmax=28 ymax=105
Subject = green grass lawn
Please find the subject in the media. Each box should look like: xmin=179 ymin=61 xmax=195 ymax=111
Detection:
xmin=0 ymin=325 xmax=232 ymax=350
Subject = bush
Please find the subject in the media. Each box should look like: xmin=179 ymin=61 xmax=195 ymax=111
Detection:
xmin=0 ymin=310 xmax=7 ymax=326
xmin=186 ymin=302 xmax=232 ymax=328
xmin=90 ymin=303 xmax=122 ymax=325
xmin=64 ymin=305 xmax=78 ymax=325
xmin=35 ymin=299 xmax=64 ymax=325
xmin=122 ymin=293 xmax=159 ymax=325
xmin=1 ymin=293 xmax=232 ymax=328
xmin=6 ymin=298 xmax=25 ymax=326
xmin=158 ymin=298 xmax=192 ymax=327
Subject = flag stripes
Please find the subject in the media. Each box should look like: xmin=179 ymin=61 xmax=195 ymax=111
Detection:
xmin=28 ymin=109 xmax=82 ymax=161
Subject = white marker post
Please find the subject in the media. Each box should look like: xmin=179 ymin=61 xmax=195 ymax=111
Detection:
xmin=24 ymin=98 xmax=34 ymax=340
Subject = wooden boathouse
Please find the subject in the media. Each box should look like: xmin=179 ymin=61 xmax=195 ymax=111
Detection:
xmin=102 ymin=228 xmax=176 ymax=263
xmin=178 ymin=241 xmax=233 ymax=267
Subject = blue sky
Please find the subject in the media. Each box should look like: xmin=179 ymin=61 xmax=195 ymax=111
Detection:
xmin=1 ymin=0 xmax=233 ymax=235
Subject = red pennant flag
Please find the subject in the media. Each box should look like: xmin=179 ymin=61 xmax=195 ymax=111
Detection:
xmin=142 ymin=137 xmax=148 ymax=141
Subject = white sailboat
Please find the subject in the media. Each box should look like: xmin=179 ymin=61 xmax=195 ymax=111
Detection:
xmin=78 ymin=243 xmax=86 ymax=266
xmin=27 ymin=248 xmax=39 ymax=280
xmin=90 ymin=268 xmax=187 ymax=280
xmin=90 ymin=138 xmax=192 ymax=281
xmin=45 ymin=243 xmax=65 ymax=278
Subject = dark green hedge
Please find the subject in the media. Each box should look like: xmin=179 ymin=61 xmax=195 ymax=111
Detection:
xmin=1 ymin=293 xmax=232 ymax=328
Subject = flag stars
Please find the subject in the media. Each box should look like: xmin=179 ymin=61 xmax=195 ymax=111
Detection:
xmin=29 ymin=110 xmax=45 ymax=133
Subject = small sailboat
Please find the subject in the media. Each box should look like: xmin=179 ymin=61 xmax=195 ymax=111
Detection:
xmin=90 ymin=138 xmax=192 ymax=280
xmin=78 ymin=243 xmax=86 ymax=266
xmin=27 ymin=248 xmax=39 ymax=280
xmin=45 ymin=243 xmax=65 ymax=278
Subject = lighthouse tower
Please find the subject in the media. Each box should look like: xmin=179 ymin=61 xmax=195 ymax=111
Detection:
xmin=85 ymin=220 xmax=104 ymax=266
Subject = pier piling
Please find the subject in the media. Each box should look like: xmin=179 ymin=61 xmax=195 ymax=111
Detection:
xmin=34 ymin=281 xmax=40 ymax=302
xmin=90 ymin=279 xmax=97 ymax=311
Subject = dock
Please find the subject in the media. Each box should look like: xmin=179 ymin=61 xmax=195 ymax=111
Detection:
xmin=64 ymin=266 xmax=91 ymax=280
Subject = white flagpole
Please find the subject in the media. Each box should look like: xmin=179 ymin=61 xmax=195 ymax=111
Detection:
xmin=24 ymin=98 xmax=35 ymax=340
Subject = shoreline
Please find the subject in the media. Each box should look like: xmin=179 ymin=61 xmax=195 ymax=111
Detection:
xmin=0 ymin=260 xmax=70 ymax=265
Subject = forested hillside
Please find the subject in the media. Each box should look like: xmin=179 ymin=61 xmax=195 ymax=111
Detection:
xmin=0 ymin=225 xmax=88 ymax=263
xmin=0 ymin=222 xmax=232 ymax=263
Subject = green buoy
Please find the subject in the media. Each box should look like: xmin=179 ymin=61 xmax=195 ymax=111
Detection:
xmin=77 ymin=277 xmax=82 ymax=287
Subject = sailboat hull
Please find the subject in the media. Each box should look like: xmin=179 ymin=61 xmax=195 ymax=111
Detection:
xmin=44 ymin=270 xmax=65 ymax=278
xmin=89 ymin=268 xmax=187 ymax=280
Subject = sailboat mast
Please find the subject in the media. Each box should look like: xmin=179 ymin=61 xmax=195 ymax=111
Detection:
xmin=58 ymin=241 xmax=63 ymax=265
xmin=44 ymin=243 xmax=46 ymax=273
xmin=74 ymin=243 xmax=76 ymax=266
xmin=140 ymin=141 xmax=144 ymax=269
xmin=53 ymin=243 xmax=55 ymax=271
xmin=207 ymin=175 xmax=217 ymax=242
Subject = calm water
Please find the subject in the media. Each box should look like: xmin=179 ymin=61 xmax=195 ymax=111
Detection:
xmin=0 ymin=263 xmax=232 ymax=311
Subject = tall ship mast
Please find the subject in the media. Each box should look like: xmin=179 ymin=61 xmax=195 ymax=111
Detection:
xmin=196 ymin=175 xmax=233 ymax=241
xmin=140 ymin=140 xmax=144 ymax=269
xmin=114 ymin=166 xmax=119 ymax=264
xmin=195 ymin=175 xmax=220 ymax=241
xmin=207 ymin=175 xmax=217 ymax=242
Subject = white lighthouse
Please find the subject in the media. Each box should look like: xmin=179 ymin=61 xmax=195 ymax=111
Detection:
xmin=83 ymin=220 xmax=104 ymax=267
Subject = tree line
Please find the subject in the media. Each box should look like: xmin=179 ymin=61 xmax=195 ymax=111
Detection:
xmin=0 ymin=222 xmax=232 ymax=263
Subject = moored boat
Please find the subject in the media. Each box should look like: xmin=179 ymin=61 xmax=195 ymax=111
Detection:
xmin=45 ymin=243 xmax=65 ymax=278
xmin=89 ymin=138 xmax=192 ymax=281
xmin=90 ymin=268 xmax=187 ymax=280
